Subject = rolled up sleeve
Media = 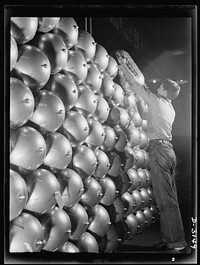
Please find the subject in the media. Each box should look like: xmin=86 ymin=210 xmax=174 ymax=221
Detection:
xmin=130 ymin=83 xmax=157 ymax=105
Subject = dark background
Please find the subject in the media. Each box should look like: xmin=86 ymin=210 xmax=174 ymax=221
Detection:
xmin=73 ymin=13 xmax=193 ymax=208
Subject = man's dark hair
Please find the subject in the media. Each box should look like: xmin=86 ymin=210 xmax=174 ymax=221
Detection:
xmin=162 ymin=79 xmax=181 ymax=100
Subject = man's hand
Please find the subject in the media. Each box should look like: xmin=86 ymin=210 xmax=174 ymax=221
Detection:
xmin=118 ymin=67 xmax=127 ymax=89
xmin=119 ymin=59 xmax=133 ymax=79
xmin=116 ymin=55 xmax=126 ymax=66
xmin=115 ymin=49 xmax=146 ymax=87
xmin=119 ymin=61 xmax=143 ymax=90
xmin=118 ymin=66 xmax=137 ymax=93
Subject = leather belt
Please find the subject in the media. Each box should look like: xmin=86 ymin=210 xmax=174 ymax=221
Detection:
xmin=149 ymin=139 xmax=172 ymax=147
xmin=157 ymin=139 xmax=170 ymax=145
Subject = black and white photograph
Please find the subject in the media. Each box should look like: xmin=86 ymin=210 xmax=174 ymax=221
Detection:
xmin=4 ymin=4 xmax=197 ymax=264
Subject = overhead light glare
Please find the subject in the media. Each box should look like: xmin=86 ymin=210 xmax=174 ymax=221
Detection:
xmin=176 ymin=79 xmax=188 ymax=85
xmin=169 ymin=49 xmax=186 ymax=56
xmin=149 ymin=78 xmax=160 ymax=84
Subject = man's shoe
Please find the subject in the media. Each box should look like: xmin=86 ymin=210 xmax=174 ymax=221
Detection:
xmin=166 ymin=247 xmax=186 ymax=254
xmin=174 ymin=247 xmax=185 ymax=251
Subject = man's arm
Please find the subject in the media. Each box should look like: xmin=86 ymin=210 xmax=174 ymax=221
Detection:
xmin=119 ymin=60 xmax=156 ymax=105
xmin=136 ymin=96 xmax=148 ymax=120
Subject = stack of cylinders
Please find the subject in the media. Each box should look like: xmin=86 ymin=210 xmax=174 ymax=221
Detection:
xmin=9 ymin=16 xmax=159 ymax=253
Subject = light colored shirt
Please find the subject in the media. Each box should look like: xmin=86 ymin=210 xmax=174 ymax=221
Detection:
xmin=131 ymin=84 xmax=175 ymax=141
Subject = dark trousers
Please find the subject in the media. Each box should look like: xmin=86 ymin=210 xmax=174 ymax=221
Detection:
xmin=148 ymin=140 xmax=187 ymax=249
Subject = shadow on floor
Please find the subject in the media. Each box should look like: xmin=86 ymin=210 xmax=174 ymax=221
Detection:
xmin=117 ymin=200 xmax=193 ymax=255
xmin=117 ymin=221 xmax=191 ymax=254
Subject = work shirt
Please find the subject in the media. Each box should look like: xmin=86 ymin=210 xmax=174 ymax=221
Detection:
xmin=131 ymin=84 xmax=175 ymax=141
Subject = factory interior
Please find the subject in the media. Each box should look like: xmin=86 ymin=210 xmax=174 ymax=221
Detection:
xmin=6 ymin=4 xmax=197 ymax=264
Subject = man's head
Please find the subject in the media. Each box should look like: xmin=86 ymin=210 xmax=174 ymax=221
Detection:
xmin=157 ymin=79 xmax=181 ymax=100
